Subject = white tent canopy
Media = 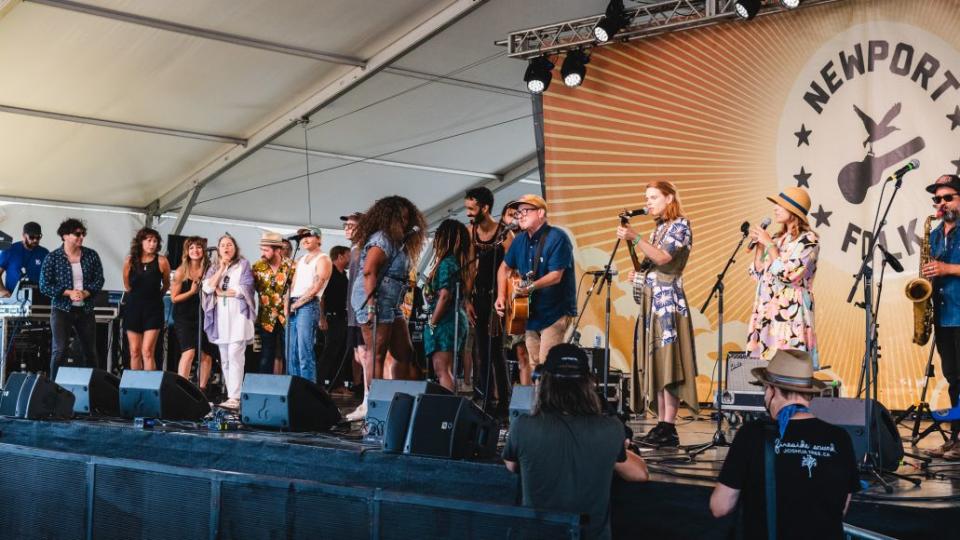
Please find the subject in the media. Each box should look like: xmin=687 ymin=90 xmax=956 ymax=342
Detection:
xmin=0 ymin=0 xmax=609 ymax=229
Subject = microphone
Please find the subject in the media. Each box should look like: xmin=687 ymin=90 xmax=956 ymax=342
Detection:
xmin=747 ymin=217 xmax=772 ymax=251
xmin=403 ymin=226 xmax=421 ymax=240
xmin=740 ymin=221 xmax=750 ymax=236
xmin=620 ymin=208 xmax=648 ymax=218
xmin=877 ymin=244 xmax=904 ymax=273
xmin=205 ymin=246 xmax=218 ymax=253
xmin=285 ymin=232 xmax=308 ymax=241
xmin=886 ymin=159 xmax=919 ymax=181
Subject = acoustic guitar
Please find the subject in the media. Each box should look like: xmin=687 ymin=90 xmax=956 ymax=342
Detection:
xmin=504 ymin=270 xmax=533 ymax=335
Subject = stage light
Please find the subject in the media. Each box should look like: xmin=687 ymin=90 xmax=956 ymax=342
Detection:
xmin=734 ymin=0 xmax=762 ymax=20
xmin=524 ymin=56 xmax=554 ymax=94
xmin=780 ymin=0 xmax=801 ymax=8
xmin=594 ymin=0 xmax=629 ymax=43
xmin=561 ymin=50 xmax=589 ymax=88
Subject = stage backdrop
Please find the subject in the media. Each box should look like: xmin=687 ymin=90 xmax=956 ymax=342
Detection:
xmin=543 ymin=0 xmax=960 ymax=410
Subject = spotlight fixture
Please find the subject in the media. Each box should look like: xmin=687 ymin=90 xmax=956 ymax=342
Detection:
xmin=780 ymin=0 xmax=801 ymax=8
xmin=524 ymin=56 xmax=554 ymax=94
xmin=561 ymin=50 xmax=590 ymax=88
xmin=734 ymin=0 xmax=762 ymax=20
xmin=594 ymin=0 xmax=630 ymax=43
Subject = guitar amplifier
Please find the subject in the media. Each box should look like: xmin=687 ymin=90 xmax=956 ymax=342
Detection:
xmin=719 ymin=352 xmax=767 ymax=412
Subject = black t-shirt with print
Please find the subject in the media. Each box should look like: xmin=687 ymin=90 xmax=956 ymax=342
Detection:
xmin=718 ymin=417 xmax=860 ymax=540
xmin=503 ymin=413 xmax=627 ymax=540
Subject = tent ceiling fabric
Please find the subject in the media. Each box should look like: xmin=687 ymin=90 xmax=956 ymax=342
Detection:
xmin=0 ymin=0 xmax=601 ymax=221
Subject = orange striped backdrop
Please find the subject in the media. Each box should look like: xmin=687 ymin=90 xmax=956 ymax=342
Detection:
xmin=543 ymin=0 xmax=960 ymax=409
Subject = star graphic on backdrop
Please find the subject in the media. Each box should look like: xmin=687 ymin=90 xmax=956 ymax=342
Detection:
xmin=953 ymin=156 xmax=960 ymax=174
xmin=794 ymin=124 xmax=812 ymax=146
xmin=949 ymin=106 xmax=960 ymax=131
xmin=810 ymin=205 xmax=832 ymax=228
xmin=793 ymin=166 xmax=812 ymax=188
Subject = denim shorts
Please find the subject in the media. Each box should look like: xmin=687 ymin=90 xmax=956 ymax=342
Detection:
xmin=352 ymin=274 xmax=405 ymax=325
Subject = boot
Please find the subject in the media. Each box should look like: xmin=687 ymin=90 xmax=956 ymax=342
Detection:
xmin=646 ymin=422 xmax=679 ymax=448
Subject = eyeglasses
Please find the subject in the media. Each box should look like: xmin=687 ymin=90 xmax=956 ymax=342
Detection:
xmin=71 ymin=231 xmax=87 ymax=237
xmin=933 ymin=194 xmax=958 ymax=204
xmin=515 ymin=206 xmax=538 ymax=216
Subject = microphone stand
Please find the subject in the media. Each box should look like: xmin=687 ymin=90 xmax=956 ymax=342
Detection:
xmin=845 ymin=170 xmax=921 ymax=492
xmin=689 ymin=226 xmax=748 ymax=456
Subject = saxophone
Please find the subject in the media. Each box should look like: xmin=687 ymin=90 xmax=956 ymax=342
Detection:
xmin=905 ymin=215 xmax=935 ymax=345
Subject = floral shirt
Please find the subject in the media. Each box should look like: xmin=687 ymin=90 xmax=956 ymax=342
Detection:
xmin=252 ymin=257 xmax=294 ymax=332
xmin=746 ymin=230 xmax=819 ymax=366
xmin=632 ymin=218 xmax=692 ymax=346
xmin=39 ymin=246 xmax=105 ymax=313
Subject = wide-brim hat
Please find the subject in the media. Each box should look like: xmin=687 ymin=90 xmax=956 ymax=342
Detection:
xmin=506 ymin=194 xmax=548 ymax=212
xmin=542 ymin=343 xmax=590 ymax=380
xmin=259 ymin=231 xmax=285 ymax=247
xmin=750 ymin=349 xmax=825 ymax=394
xmin=925 ymin=174 xmax=960 ymax=194
xmin=766 ymin=187 xmax=811 ymax=224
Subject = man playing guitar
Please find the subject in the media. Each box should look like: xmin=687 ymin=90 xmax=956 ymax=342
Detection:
xmin=495 ymin=194 xmax=577 ymax=384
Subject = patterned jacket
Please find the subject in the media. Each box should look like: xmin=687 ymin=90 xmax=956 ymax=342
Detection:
xmin=39 ymin=246 xmax=105 ymax=313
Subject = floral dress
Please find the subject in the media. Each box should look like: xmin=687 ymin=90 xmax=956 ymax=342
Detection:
xmin=630 ymin=218 xmax=699 ymax=414
xmin=423 ymin=255 xmax=468 ymax=357
xmin=746 ymin=230 xmax=819 ymax=367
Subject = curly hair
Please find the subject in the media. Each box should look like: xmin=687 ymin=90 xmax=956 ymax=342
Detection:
xmin=354 ymin=196 xmax=427 ymax=263
xmin=129 ymin=227 xmax=162 ymax=264
xmin=428 ymin=219 xmax=469 ymax=286
xmin=56 ymin=218 xmax=86 ymax=239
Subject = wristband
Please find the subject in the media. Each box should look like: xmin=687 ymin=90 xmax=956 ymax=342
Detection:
xmin=527 ymin=283 xmax=536 ymax=294
xmin=632 ymin=236 xmax=641 ymax=247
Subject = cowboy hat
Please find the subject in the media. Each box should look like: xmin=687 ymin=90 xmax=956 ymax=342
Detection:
xmin=766 ymin=187 xmax=811 ymax=224
xmin=750 ymin=349 xmax=825 ymax=393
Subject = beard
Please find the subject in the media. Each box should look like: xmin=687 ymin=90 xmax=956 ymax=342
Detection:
xmin=943 ymin=209 xmax=959 ymax=223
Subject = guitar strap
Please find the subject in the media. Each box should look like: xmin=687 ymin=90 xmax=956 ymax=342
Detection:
xmin=530 ymin=225 xmax=551 ymax=278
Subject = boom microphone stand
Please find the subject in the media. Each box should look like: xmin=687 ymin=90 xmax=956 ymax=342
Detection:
xmin=689 ymin=222 xmax=750 ymax=456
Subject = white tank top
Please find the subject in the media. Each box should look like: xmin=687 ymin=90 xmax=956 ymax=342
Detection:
xmin=290 ymin=252 xmax=329 ymax=298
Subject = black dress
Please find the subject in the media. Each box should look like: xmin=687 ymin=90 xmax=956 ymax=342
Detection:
xmin=173 ymin=275 xmax=216 ymax=355
xmin=472 ymin=224 xmax=510 ymax=410
xmin=125 ymin=257 xmax=164 ymax=332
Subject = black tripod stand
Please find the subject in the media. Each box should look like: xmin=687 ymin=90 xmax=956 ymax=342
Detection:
xmin=689 ymin=222 xmax=749 ymax=456
xmin=894 ymin=337 xmax=950 ymax=445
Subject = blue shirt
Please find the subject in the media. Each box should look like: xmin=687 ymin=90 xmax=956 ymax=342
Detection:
xmin=503 ymin=224 xmax=577 ymax=331
xmin=39 ymin=246 xmax=105 ymax=313
xmin=0 ymin=242 xmax=49 ymax=291
xmin=930 ymin=222 xmax=960 ymax=327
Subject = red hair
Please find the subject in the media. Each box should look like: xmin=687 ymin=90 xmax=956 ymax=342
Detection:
xmin=646 ymin=180 xmax=684 ymax=221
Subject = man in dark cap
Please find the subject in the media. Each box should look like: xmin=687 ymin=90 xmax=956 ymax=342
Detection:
xmin=711 ymin=349 xmax=860 ymax=540
xmin=503 ymin=343 xmax=647 ymax=539
xmin=921 ymin=174 xmax=960 ymax=460
xmin=0 ymin=221 xmax=49 ymax=298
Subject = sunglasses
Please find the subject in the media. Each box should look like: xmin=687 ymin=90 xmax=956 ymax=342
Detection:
xmin=933 ymin=194 xmax=958 ymax=204
xmin=27 ymin=235 xmax=42 ymax=241
xmin=71 ymin=231 xmax=87 ymax=237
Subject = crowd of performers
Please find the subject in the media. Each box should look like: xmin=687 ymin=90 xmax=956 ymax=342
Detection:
xmin=1 ymin=177 xmax=957 ymax=439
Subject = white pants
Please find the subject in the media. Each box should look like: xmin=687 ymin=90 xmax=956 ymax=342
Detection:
xmin=218 ymin=341 xmax=246 ymax=400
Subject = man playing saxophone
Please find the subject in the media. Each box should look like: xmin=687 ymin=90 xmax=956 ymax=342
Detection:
xmin=922 ymin=174 xmax=960 ymax=460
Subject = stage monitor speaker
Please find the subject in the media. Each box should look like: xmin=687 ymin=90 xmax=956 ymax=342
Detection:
xmin=56 ymin=367 xmax=121 ymax=416
xmin=809 ymin=397 xmax=904 ymax=472
xmin=240 ymin=374 xmax=341 ymax=431
xmin=0 ymin=372 xmax=75 ymax=420
xmin=403 ymin=394 xmax=497 ymax=460
xmin=119 ymin=370 xmax=210 ymax=420
xmin=366 ymin=379 xmax=451 ymax=434
xmin=382 ymin=392 xmax=415 ymax=454
xmin=509 ymin=385 xmax=536 ymax=421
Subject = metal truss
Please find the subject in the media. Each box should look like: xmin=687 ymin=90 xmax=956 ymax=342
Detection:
xmin=502 ymin=0 xmax=844 ymax=59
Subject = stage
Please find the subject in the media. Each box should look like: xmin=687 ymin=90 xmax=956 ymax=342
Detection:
xmin=0 ymin=400 xmax=956 ymax=539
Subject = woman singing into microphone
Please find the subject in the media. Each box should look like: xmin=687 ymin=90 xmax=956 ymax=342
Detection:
xmin=746 ymin=187 xmax=820 ymax=367
xmin=617 ymin=181 xmax=698 ymax=448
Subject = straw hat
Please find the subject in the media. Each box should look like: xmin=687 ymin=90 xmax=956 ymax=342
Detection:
xmin=259 ymin=231 xmax=285 ymax=247
xmin=750 ymin=349 xmax=825 ymax=394
xmin=766 ymin=187 xmax=811 ymax=224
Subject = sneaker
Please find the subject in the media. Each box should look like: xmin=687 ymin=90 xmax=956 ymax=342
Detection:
xmin=645 ymin=422 xmax=680 ymax=448
xmin=345 ymin=400 xmax=368 ymax=422
xmin=923 ymin=440 xmax=957 ymax=458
